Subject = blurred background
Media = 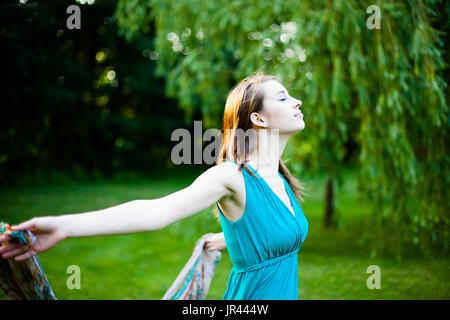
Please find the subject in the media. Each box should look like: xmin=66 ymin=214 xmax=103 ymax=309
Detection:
xmin=0 ymin=0 xmax=448 ymax=299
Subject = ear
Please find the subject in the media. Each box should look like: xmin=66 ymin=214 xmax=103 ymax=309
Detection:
xmin=250 ymin=112 xmax=268 ymax=128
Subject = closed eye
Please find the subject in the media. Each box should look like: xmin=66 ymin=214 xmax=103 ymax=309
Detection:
xmin=279 ymin=98 xmax=287 ymax=101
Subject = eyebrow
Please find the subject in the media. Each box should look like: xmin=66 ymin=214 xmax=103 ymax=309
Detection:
xmin=276 ymin=90 xmax=287 ymax=95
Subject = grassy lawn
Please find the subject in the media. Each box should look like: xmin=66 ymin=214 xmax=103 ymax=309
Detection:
xmin=0 ymin=168 xmax=448 ymax=300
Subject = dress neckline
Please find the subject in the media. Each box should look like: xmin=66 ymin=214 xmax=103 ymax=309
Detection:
xmin=245 ymin=162 xmax=296 ymax=218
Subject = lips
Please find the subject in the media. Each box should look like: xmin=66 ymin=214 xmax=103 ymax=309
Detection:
xmin=294 ymin=112 xmax=303 ymax=117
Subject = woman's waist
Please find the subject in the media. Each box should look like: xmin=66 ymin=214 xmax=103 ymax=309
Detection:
xmin=231 ymin=249 xmax=299 ymax=274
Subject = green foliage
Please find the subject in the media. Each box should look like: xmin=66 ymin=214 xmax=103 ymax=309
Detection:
xmin=115 ymin=0 xmax=449 ymax=258
xmin=0 ymin=0 xmax=186 ymax=187
xmin=354 ymin=1 xmax=449 ymax=258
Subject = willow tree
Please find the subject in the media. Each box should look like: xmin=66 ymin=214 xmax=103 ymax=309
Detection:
xmin=115 ymin=0 xmax=448 ymax=257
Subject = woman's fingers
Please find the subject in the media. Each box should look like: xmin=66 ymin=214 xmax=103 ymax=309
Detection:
xmin=0 ymin=240 xmax=38 ymax=261
xmin=0 ymin=241 xmax=23 ymax=255
xmin=1 ymin=244 xmax=30 ymax=259
xmin=205 ymin=242 xmax=218 ymax=251
xmin=0 ymin=234 xmax=11 ymax=243
xmin=10 ymin=219 xmax=36 ymax=231
xmin=14 ymin=249 xmax=37 ymax=261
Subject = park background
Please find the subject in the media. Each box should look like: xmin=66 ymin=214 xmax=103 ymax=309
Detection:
xmin=0 ymin=0 xmax=448 ymax=299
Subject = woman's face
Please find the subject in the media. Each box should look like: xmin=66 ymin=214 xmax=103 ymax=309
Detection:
xmin=254 ymin=80 xmax=304 ymax=134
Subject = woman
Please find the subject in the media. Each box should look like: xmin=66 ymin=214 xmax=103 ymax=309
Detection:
xmin=0 ymin=71 xmax=308 ymax=300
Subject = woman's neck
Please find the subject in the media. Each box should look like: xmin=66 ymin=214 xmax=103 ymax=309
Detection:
xmin=245 ymin=128 xmax=289 ymax=176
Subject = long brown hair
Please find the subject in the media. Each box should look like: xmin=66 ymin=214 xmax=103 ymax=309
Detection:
xmin=213 ymin=71 xmax=306 ymax=220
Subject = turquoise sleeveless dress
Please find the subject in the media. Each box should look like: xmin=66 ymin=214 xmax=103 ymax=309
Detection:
xmin=215 ymin=160 xmax=308 ymax=300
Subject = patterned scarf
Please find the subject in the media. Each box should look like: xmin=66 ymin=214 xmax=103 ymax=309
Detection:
xmin=0 ymin=221 xmax=56 ymax=300
xmin=0 ymin=221 xmax=220 ymax=300
xmin=161 ymin=233 xmax=222 ymax=300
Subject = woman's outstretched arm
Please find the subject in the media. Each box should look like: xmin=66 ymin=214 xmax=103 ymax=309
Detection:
xmin=0 ymin=164 xmax=235 ymax=261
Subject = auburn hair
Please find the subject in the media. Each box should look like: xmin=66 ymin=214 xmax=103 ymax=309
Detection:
xmin=213 ymin=71 xmax=306 ymax=220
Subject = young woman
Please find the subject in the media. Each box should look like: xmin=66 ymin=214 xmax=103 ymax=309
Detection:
xmin=0 ymin=71 xmax=308 ymax=300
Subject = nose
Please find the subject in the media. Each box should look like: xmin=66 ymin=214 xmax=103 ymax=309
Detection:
xmin=294 ymin=99 xmax=302 ymax=109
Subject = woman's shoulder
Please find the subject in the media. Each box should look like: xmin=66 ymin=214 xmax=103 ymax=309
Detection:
xmin=211 ymin=161 xmax=245 ymax=195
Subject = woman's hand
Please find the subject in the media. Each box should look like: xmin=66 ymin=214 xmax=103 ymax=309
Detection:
xmin=0 ymin=217 xmax=67 ymax=261
xmin=204 ymin=232 xmax=227 ymax=251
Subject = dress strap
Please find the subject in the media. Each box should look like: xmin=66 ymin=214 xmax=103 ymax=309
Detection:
xmin=223 ymin=160 xmax=259 ymax=176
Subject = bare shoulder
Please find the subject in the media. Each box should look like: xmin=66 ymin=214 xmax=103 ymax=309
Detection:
xmin=207 ymin=162 xmax=244 ymax=195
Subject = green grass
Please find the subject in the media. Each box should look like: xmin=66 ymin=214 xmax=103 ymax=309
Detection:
xmin=0 ymin=168 xmax=448 ymax=300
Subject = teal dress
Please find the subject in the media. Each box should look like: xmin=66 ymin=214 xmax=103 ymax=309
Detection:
xmin=216 ymin=160 xmax=308 ymax=300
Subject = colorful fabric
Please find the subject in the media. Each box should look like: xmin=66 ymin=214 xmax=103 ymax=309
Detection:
xmin=161 ymin=233 xmax=222 ymax=300
xmin=0 ymin=221 xmax=56 ymax=300
xmin=216 ymin=160 xmax=309 ymax=300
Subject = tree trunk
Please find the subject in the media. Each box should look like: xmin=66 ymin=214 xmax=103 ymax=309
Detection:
xmin=324 ymin=178 xmax=335 ymax=227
